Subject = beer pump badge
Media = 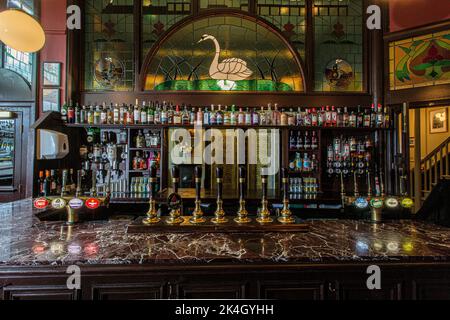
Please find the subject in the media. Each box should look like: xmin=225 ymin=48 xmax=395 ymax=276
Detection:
xmin=168 ymin=193 xmax=182 ymax=211
xmin=354 ymin=197 xmax=369 ymax=209
xmin=370 ymin=198 xmax=384 ymax=209
xmin=34 ymin=198 xmax=49 ymax=209
xmin=401 ymin=198 xmax=414 ymax=209
xmin=69 ymin=198 xmax=84 ymax=209
xmin=51 ymin=198 xmax=67 ymax=210
xmin=85 ymin=198 xmax=101 ymax=210
xmin=385 ymin=197 xmax=399 ymax=209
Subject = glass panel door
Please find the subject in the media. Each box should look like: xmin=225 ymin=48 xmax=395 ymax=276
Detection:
xmin=0 ymin=119 xmax=16 ymax=189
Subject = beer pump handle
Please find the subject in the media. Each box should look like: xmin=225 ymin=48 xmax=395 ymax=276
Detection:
xmin=172 ymin=166 xmax=180 ymax=194
xmin=75 ymin=170 xmax=82 ymax=198
xmin=367 ymin=171 xmax=372 ymax=197
xmin=194 ymin=166 xmax=202 ymax=200
xmin=91 ymin=169 xmax=97 ymax=197
xmin=61 ymin=170 xmax=68 ymax=197
xmin=216 ymin=167 xmax=223 ymax=199
xmin=380 ymin=171 xmax=385 ymax=197
xmin=353 ymin=171 xmax=359 ymax=197
xmin=261 ymin=169 xmax=267 ymax=199
xmin=149 ymin=166 xmax=157 ymax=199
xmin=282 ymin=168 xmax=289 ymax=201
xmin=239 ymin=166 xmax=246 ymax=200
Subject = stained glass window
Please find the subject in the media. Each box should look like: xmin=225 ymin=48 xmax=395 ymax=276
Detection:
xmin=199 ymin=0 xmax=248 ymax=11
xmin=143 ymin=15 xmax=305 ymax=92
xmin=2 ymin=0 xmax=35 ymax=84
xmin=84 ymin=0 xmax=135 ymax=91
xmin=256 ymin=0 xmax=306 ymax=59
xmin=389 ymin=30 xmax=450 ymax=90
xmin=142 ymin=0 xmax=191 ymax=59
xmin=313 ymin=0 xmax=363 ymax=92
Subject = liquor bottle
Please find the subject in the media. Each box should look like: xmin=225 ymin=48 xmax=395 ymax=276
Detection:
xmin=238 ymin=107 xmax=245 ymax=125
xmin=331 ymin=106 xmax=337 ymax=127
xmin=140 ymin=102 xmax=147 ymax=124
xmin=343 ymin=107 xmax=349 ymax=127
xmin=154 ymin=103 xmax=161 ymax=124
xmin=43 ymin=170 xmax=51 ymax=197
xmin=245 ymin=108 xmax=252 ymax=125
xmin=61 ymin=101 xmax=68 ymax=122
xmin=260 ymin=106 xmax=267 ymax=125
xmin=311 ymin=154 xmax=318 ymax=173
xmin=303 ymin=153 xmax=311 ymax=172
xmin=317 ymin=107 xmax=324 ymax=127
xmin=146 ymin=102 xmax=154 ymax=124
xmin=273 ymin=103 xmax=281 ymax=125
xmin=67 ymin=102 xmax=75 ymax=124
xmin=87 ymin=105 xmax=94 ymax=125
xmin=296 ymin=107 xmax=303 ymax=126
xmin=167 ymin=103 xmax=173 ymax=124
xmin=252 ymin=107 xmax=260 ymax=125
xmin=100 ymin=103 xmax=107 ymax=124
xmin=49 ymin=170 xmax=57 ymax=195
xmin=209 ymin=105 xmax=216 ymax=125
xmin=376 ymin=104 xmax=384 ymax=128
xmin=295 ymin=153 xmax=303 ymax=172
xmin=363 ymin=108 xmax=371 ymax=128
xmin=75 ymin=103 xmax=81 ymax=124
xmin=189 ymin=107 xmax=196 ymax=125
xmin=37 ymin=171 xmax=45 ymax=196
xmin=304 ymin=109 xmax=312 ymax=126
xmin=160 ymin=104 xmax=168 ymax=124
xmin=289 ymin=132 xmax=296 ymax=150
xmin=196 ymin=107 xmax=203 ymax=125
xmin=370 ymin=103 xmax=377 ymax=128
xmin=182 ymin=105 xmax=190 ymax=125
xmin=325 ymin=105 xmax=331 ymax=127
xmin=266 ymin=103 xmax=273 ymax=125
xmin=203 ymin=107 xmax=210 ymax=125
xmin=311 ymin=108 xmax=318 ymax=127
xmin=126 ymin=105 xmax=134 ymax=125
xmin=311 ymin=131 xmax=318 ymax=150
xmin=356 ymin=106 xmax=363 ymax=128
xmin=79 ymin=105 xmax=86 ymax=124
xmin=173 ymin=105 xmax=181 ymax=125
xmin=304 ymin=131 xmax=311 ymax=150
xmin=135 ymin=131 xmax=145 ymax=148
xmin=296 ymin=131 xmax=303 ymax=150
xmin=216 ymin=105 xmax=223 ymax=125
xmin=230 ymin=105 xmax=237 ymax=125
xmin=349 ymin=109 xmax=356 ymax=127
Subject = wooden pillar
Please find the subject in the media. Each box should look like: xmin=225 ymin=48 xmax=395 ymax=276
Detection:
xmin=414 ymin=108 xmax=422 ymax=212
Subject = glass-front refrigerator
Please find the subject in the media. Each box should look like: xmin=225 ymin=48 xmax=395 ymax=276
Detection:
xmin=0 ymin=111 xmax=20 ymax=192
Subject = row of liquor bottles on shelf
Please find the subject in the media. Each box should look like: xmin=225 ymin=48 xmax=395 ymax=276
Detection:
xmin=62 ymin=100 xmax=390 ymax=128
xmin=289 ymin=177 xmax=319 ymax=196
xmin=326 ymin=136 xmax=373 ymax=176
xmin=131 ymin=151 xmax=161 ymax=171
xmin=289 ymin=131 xmax=319 ymax=150
xmin=37 ymin=169 xmax=75 ymax=197
xmin=289 ymin=153 xmax=319 ymax=173
xmin=86 ymin=129 xmax=161 ymax=149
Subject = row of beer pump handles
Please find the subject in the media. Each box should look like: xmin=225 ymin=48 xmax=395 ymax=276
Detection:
xmin=144 ymin=166 xmax=296 ymax=225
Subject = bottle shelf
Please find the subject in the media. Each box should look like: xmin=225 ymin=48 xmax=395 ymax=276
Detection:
xmin=66 ymin=123 xmax=391 ymax=131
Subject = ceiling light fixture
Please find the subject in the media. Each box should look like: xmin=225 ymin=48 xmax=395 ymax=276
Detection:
xmin=0 ymin=8 xmax=46 ymax=53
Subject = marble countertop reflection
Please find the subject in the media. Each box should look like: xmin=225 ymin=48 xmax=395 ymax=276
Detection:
xmin=1 ymin=199 xmax=450 ymax=266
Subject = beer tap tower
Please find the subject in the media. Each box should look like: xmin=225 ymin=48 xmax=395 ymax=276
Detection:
xmin=191 ymin=166 xmax=206 ymax=224
xmin=257 ymin=170 xmax=273 ymax=224
xmin=143 ymin=166 xmax=160 ymax=225
xmin=212 ymin=167 xmax=228 ymax=224
xmin=235 ymin=166 xmax=251 ymax=224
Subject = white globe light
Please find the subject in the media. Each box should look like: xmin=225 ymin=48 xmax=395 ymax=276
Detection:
xmin=0 ymin=9 xmax=45 ymax=53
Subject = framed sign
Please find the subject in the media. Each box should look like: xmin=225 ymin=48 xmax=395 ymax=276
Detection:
xmin=43 ymin=62 xmax=61 ymax=87
xmin=429 ymin=108 xmax=448 ymax=134
xmin=42 ymin=88 xmax=60 ymax=112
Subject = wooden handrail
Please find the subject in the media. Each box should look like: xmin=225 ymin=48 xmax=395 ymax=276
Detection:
xmin=421 ymin=136 xmax=450 ymax=165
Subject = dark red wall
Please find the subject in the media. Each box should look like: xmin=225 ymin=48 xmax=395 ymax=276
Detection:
xmin=39 ymin=0 xmax=67 ymax=116
xmin=390 ymin=0 xmax=450 ymax=32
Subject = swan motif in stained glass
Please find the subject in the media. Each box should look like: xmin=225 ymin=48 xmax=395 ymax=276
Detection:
xmin=198 ymin=34 xmax=253 ymax=90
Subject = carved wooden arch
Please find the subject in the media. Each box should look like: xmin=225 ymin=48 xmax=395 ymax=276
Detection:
xmin=139 ymin=9 xmax=308 ymax=92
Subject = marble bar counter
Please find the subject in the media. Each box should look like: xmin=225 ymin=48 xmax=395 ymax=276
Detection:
xmin=1 ymin=199 xmax=450 ymax=300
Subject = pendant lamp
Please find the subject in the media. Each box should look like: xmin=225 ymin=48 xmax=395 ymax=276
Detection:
xmin=0 ymin=8 xmax=46 ymax=53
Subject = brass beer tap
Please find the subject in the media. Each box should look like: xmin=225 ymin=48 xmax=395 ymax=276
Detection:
xmin=166 ymin=166 xmax=183 ymax=225
xmin=143 ymin=166 xmax=160 ymax=225
xmin=278 ymin=168 xmax=294 ymax=224
xmin=212 ymin=167 xmax=228 ymax=224
xmin=235 ymin=166 xmax=251 ymax=224
xmin=190 ymin=166 xmax=206 ymax=224
xmin=257 ymin=170 xmax=273 ymax=224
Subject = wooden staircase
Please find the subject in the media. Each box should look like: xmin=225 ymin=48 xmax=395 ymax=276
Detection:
xmin=410 ymin=136 xmax=450 ymax=204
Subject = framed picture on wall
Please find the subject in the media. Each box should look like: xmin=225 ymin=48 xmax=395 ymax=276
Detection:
xmin=429 ymin=108 xmax=448 ymax=134
xmin=42 ymin=88 xmax=60 ymax=112
xmin=43 ymin=62 xmax=61 ymax=87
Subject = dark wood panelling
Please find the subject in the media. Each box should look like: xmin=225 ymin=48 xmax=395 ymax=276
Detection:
xmin=2 ymin=285 xmax=79 ymax=300
xmin=257 ymin=280 xmax=326 ymax=300
xmin=177 ymin=281 xmax=247 ymax=299
xmin=91 ymin=283 xmax=165 ymax=300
